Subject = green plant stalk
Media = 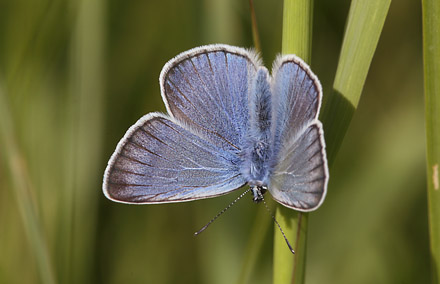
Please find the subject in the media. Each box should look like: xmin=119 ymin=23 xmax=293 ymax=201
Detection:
xmin=320 ymin=0 xmax=391 ymax=164
xmin=281 ymin=0 xmax=312 ymax=63
xmin=273 ymin=1 xmax=312 ymax=283
xmin=275 ymin=0 xmax=392 ymax=283
xmin=0 ymin=86 xmax=56 ymax=284
xmin=422 ymin=0 xmax=440 ymax=282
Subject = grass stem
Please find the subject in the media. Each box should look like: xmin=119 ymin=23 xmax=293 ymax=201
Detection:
xmin=422 ymin=0 xmax=440 ymax=281
xmin=275 ymin=0 xmax=392 ymax=283
xmin=273 ymin=1 xmax=313 ymax=283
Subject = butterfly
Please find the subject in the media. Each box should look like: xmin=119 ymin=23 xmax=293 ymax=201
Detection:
xmin=103 ymin=44 xmax=328 ymax=212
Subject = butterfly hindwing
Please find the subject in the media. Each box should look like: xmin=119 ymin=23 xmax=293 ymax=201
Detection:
xmin=103 ymin=113 xmax=246 ymax=204
xmin=269 ymin=122 xmax=328 ymax=211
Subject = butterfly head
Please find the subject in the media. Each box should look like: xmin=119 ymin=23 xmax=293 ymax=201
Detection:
xmin=249 ymin=183 xmax=267 ymax=203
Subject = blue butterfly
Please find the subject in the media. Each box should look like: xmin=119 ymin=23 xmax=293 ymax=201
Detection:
xmin=103 ymin=44 xmax=328 ymax=212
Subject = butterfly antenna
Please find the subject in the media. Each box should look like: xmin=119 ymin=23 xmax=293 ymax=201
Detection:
xmin=256 ymin=190 xmax=295 ymax=254
xmin=194 ymin=188 xmax=252 ymax=236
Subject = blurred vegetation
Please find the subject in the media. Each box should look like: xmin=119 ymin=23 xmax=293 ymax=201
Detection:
xmin=0 ymin=0 xmax=429 ymax=283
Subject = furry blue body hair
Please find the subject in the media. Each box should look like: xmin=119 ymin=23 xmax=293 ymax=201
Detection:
xmin=242 ymin=67 xmax=272 ymax=187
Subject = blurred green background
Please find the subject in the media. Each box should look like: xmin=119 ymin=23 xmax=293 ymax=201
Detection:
xmin=0 ymin=0 xmax=428 ymax=283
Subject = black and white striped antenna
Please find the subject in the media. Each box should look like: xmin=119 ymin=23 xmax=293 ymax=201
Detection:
xmin=194 ymin=187 xmax=295 ymax=254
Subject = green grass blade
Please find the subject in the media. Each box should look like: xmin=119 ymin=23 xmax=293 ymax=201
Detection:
xmin=273 ymin=206 xmax=308 ymax=284
xmin=281 ymin=0 xmax=312 ymax=62
xmin=275 ymin=0 xmax=392 ymax=283
xmin=320 ymin=0 xmax=392 ymax=164
xmin=67 ymin=0 xmax=105 ymax=282
xmin=0 ymin=85 xmax=57 ymax=284
xmin=422 ymin=0 xmax=440 ymax=282
xmin=273 ymin=1 xmax=313 ymax=283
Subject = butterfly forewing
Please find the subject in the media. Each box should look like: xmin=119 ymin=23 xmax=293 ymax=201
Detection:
xmin=160 ymin=45 xmax=260 ymax=151
xmin=103 ymin=113 xmax=247 ymax=204
xmin=269 ymin=56 xmax=328 ymax=211
xmin=271 ymin=56 xmax=322 ymax=151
